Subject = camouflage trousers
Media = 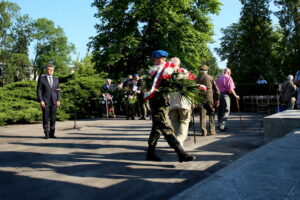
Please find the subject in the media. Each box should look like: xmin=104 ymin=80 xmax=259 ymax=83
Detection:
xmin=148 ymin=97 xmax=178 ymax=147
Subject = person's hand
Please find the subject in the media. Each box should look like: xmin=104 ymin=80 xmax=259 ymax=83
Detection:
xmin=235 ymin=95 xmax=240 ymax=100
xmin=215 ymin=100 xmax=220 ymax=107
xmin=40 ymin=101 xmax=45 ymax=108
xmin=57 ymin=101 xmax=61 ymax=107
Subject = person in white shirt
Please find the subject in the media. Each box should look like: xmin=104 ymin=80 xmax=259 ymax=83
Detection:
xmin=168 ymin=57 xmax=192 ymax=148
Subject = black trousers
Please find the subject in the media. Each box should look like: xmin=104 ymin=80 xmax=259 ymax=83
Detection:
xmin=42 ymin=104 xmax=57 ymax=134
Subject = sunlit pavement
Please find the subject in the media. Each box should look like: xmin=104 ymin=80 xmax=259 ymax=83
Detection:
xmin=0 ymin=113 xmax=264 ymax=200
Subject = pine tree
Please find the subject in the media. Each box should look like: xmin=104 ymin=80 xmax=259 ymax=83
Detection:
xmin=274 ymin=0 xmax=300 ymax=76
xmin=217 ymin=0 xmax=278 ymax=83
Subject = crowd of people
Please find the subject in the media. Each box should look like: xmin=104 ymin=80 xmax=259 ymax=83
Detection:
xmin=100 ymin=74 xmax=151 ymax=120
xmin=37 ymin=51 xmax=299 ymax=163
xmin=96 ymin=50 xmax=242 ymax=162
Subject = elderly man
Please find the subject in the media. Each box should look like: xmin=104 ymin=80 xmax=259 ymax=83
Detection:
xmin=102 ymin=79 xmax=115 ymax=92
xmin=215 ymin=68 xmax=239 ymax=131
xmin=294 ymin=70 xmax=300 ymax=108
xmin=282 ymin=75 xmax=297 ymax=110
xmin=197 ymin=65 xmax=220 ymax=136
xmin=145 ymin=50 xmax=195 ymax=162
xmin=169 ymin=57 xmax=192 ymax=148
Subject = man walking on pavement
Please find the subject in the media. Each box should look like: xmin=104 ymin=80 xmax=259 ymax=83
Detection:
xmin=215 ymin=68 xmax=239 ymax=132
xmin=197 ymin=65 xmax=220 ymax=136
xmin=145 ymin=50 xmax=196 ymax=162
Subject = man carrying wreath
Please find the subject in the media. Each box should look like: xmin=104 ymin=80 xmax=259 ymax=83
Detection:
xmin=144 ymin=50 xmax=196 ymax=162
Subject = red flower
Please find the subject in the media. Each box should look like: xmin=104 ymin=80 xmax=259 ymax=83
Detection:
xmin=188 ymin=73 xmax=196 ymax=80
xmin=150 ymin=71 xmax=157 ymax=76
xmin=170 ymin=62 xmax=176 ymax=68
xmin=176 ymin=68 xmax=185 ymax=73
xmin=163 ymin=74 xmax=171 ymax=79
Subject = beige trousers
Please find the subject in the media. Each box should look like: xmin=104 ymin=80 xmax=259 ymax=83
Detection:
xmin=169 ymin=109 xmax=192 ymax=146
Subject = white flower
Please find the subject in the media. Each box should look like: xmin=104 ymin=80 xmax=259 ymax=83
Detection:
xmin=176 ymin=73 xmax=189 ymax=80
xmin=163 ymin=67 xmax=175 ymax=75
xmin=149 ymin=66 xmax=158 ymax=75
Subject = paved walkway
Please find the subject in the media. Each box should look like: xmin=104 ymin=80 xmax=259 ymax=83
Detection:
xmin=0 ymin=113 xmax=264 ymax=200
xmin=172 ymin=129 xmax=300 ymax=200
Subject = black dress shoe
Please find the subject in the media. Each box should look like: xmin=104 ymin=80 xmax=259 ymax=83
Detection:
xmin=44 ymin=132 xmax=49 ymax=139
xmin=49 ymin=135 xmax=56 ymax=138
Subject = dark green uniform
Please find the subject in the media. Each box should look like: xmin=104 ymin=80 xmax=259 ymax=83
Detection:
xmin=145 ymin=51 xmax=195 ymax=162
xmin=146 ymin=90 xmax=195 ymax=162
xmin=148 ymin=93 xmax=175 ymax=146
xmin=197 ymin=72 xmax=220 ymax=135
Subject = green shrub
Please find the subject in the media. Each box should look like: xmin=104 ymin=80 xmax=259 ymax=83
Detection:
xmin=0 ymin=81 xmax=41 ymax=125
xmin=59 ymin=73 xmax=106 ymax=119
xmin=0 ymin=74 xmax=107 ymax=126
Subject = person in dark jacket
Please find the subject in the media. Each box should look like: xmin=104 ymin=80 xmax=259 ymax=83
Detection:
xmin=197 ymin=65 xmax=220 ymax=136
xmin=102 ymin=79 xmax=115 ymax=92
xmin=282 ymin=75 xmax=297 ymax=110
xmin=145 ymin=50 xmax=196 ymax=162
xmin=37 ymin=64 xmax=61 ymax=139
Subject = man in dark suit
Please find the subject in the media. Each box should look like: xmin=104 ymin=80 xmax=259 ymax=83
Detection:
xmin=37 ymin=64 xmax=61 ymax=139
xmin=101 ymin=79 xmax=115 ymax=92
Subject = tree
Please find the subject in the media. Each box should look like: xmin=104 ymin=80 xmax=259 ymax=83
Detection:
xmin=0 ymin=1 xmax=32 ymax=84
xmin=200 ymin=49 xmax=221 ymax=77
xmin=31 ymin=18 xmax=75 ymax=78
xmin=73 ymin=54 xmax=96 ymax=76
xmin=274 ymin=0 xmax=300 ymax=76
xmin=0 ymin=1 xmax=19 ymax=52
xmin=89 ymin=0 xmax=222 ymax=78
xmin=217 ymin=0 xmax=279 ymax=83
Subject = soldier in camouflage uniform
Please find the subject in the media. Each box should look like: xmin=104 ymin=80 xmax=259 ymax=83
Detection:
xmin=145 ymin=50 xmax=196 ymax=162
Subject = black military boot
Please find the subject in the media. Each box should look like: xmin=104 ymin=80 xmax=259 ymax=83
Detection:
xmin=146 ymin=145 xmax=162 ymax=161
xmin=175 ymin=143 xmax=196 ymax=162
xmin=165 ymin=134 xmax=196 ymax=162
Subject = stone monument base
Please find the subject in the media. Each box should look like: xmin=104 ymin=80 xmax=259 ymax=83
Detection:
xmin=264 ymin=110 xmax=300 ymax=143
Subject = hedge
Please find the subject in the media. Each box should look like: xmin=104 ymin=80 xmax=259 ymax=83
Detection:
xmin=0 ymin=73 xmax=107 ymax=126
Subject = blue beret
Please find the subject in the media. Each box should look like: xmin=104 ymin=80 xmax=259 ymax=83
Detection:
xmin=152 ymin=50 xmax=168 ymax=58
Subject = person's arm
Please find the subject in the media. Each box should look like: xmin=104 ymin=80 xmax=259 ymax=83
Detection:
xmin=37 ymin=77 xmax=45 ymax=108
xmin=56 ymin=78 xmax=61 ymax=107
xmin=230 ymin=89 xmax=240 ymax=99
xmin=212 ymin=79 xmax=220 ymax=107
xmin=227 ymin=76 xmax=239 ymax=99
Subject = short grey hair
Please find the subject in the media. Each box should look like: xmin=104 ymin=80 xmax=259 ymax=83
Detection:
xmin=287 ymin=75 xmax=293 ymax=81
xmin=44 ymin=64 xmax=55 ymax=70
xmin=171 ymin=57 xmax=180 ymax=66
xmin=223 ymin=68 xmax=231 ymax=74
